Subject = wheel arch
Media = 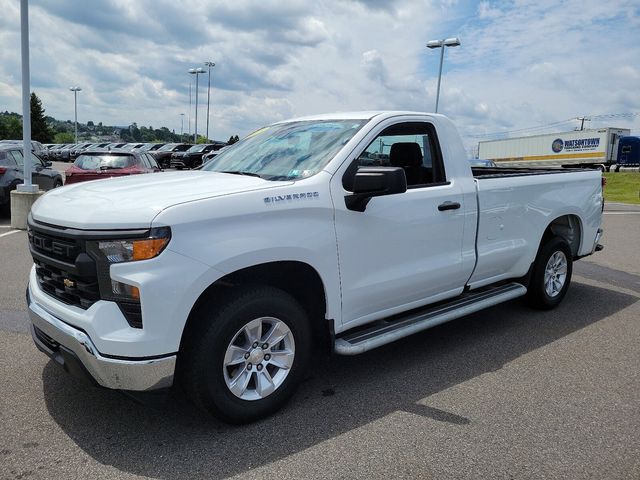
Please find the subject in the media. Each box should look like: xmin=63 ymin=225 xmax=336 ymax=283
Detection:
xmin=179 ymin=261 xmax=331 ymax=354
xmin=540 ymin=214 xmax=583 ymax=258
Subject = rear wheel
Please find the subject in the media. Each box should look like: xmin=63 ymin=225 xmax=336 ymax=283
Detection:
xmin=525 ymin=236 xmax=573 ymax=309
xmin=53 ymin=179 xmax=63 ymax=188
xmin=180 ymin=286 xmax=311 ymax=423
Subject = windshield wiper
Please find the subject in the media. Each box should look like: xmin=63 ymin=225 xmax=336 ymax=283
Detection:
xmin=220 ymin=170 xmax=264 ymax=178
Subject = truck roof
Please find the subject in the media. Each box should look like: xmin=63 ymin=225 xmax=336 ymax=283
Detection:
xmin=275 ymin=111 xmax=446 ymax=123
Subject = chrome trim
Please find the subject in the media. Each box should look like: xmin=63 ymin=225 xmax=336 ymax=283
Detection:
xmin=28 ymin=293 xmax=175 ymax=391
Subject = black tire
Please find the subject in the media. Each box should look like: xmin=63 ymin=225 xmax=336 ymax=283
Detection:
xmin=179 ymin=286 xmax=311 ymax=423
xmin=525 ymin=236 xmax=573 ymax=310
xmin=53 ymin=179 xmax=63 ymax=188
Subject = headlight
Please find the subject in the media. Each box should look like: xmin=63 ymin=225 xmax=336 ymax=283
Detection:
xmin=85 ymin=227 xmax=171 ymax=329
xmin=92 ymin=227 xmax=171 ymax=263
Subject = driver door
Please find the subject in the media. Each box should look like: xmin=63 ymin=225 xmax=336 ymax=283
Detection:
xmin=332 ymin=121 xmax=470 ymax=328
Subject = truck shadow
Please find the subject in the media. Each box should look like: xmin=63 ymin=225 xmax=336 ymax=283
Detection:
xmin=42 ymin=280 xmax=637 ymax=479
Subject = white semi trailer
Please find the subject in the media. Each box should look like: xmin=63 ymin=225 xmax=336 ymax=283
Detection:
xmin=478 ymin=127 xmax=630 ymax=169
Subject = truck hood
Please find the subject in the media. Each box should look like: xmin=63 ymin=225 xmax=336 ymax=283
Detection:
xmin=31 ymin=171 xmax=288 ymax=229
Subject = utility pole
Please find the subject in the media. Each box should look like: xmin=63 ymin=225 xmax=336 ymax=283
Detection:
xmin=69 ymin=87 xmax=82 ymax=143
xmin=204 ymin=61 xmax=215 ymax=141
xmin=180 ymin=113 xmax=185 ymax=139
xmin=577 ymin=116 xmax=590 ymax=131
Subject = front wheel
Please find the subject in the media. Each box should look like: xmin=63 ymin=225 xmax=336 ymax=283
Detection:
xmin=525 ymin=236 xmax=573 ymax=310
xmin=180 ymin=286 xmax=311 ymax=423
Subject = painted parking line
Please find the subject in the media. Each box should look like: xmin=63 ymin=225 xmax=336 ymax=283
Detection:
xmin=0 ymin=230 xmax=21 ymax=238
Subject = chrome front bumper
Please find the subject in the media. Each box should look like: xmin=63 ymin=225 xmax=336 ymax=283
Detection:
xmin=28 ymin=290 xmax=176 ymax=391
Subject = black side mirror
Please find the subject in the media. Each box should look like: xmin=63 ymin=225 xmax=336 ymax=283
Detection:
xmin=345 ymin=166 xmax=407 ymax=212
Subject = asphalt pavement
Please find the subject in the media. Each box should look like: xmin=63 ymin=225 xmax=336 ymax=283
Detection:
xmin=0 ymin=200 xmax=639 ymax=479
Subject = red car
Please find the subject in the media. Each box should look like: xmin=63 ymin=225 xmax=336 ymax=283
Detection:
xmin=64 ymin=151 xmax=162 ymax=184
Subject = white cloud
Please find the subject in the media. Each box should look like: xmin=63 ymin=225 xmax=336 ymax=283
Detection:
xmin=0 ymin=0 xmax=637 ymax=146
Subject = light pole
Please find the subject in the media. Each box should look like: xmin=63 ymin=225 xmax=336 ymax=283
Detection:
xmin=180 ymin=113 xmax=185 ymax=139
xmin=426 ymin=37 xmax=460 ymax=113
xmin=204 ymin=61 xmax=215 ymax=141
xmin=17 ymin=0 xmax=36 ymax=194
xmin=69 ymin=86 xmax=82 ymax=143
xmin=189 ymin=67 xmax=205 ymax=143
xmin=188 ymin=77 xmax=192 ymax=140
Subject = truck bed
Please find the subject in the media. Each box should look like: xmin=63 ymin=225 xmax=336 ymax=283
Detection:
xmin=471 ymin=166 xmax=593 ymax=179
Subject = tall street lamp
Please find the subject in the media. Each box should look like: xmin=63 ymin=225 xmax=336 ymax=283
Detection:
xmin=69 ymin=86 xmax=82 ymax=143
xmin=180 ymin=113 xmax=185 ymax=139
xmin=204 ymin=61 xmax=215 ymax=141
xmin=426 ymin=37 xmax=460 ymax=113
xmin=189 ymin=67 xmax=205 ymax=143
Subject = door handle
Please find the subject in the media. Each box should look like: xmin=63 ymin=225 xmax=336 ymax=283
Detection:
xmin=438 ymin=201 xmax=461 ymax=211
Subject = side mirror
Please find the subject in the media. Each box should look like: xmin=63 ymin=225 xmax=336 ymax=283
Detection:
xmin=345 ymin=166 xmax=407 ymax=212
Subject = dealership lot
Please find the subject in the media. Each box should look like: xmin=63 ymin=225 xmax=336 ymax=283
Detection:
xmin=0 ymin=204 xmax=639 ymax=479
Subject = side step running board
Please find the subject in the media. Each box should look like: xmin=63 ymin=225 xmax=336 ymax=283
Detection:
xmin=334 ymin=282 xmax=527 ymax=355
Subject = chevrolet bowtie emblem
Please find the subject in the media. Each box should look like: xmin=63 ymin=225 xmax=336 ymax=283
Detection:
xmin=63 ymin=278 xmax=75 ymax=288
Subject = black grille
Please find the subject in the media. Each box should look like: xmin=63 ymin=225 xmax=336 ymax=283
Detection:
xmin=117 ymin=302 xmax=143 ymax=329
xmin=29 ymin=225 xmax=99 ymax=310
xmin=33 ymin=325 xmax=60 ymax=352
xmin=34 ymin=259 xmax=99 ymax=309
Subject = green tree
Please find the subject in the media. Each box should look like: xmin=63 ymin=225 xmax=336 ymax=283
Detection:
xmin=30 ymin=92 xmax=53 ymax=143
xmin=0 ymin=115 xmax=23 ymax=139
xmin=54 ymin=132 xmax=74 ymax=143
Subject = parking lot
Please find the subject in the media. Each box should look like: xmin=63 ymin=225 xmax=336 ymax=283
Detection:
xmin=1 ymin=198 xmax=639 ymax=479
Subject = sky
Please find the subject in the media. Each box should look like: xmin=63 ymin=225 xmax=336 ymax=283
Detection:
xmin=0 ymin=0 xmax=639 ymax=154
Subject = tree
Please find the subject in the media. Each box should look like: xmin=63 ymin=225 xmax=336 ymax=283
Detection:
xmin=0 ymin=115 xmax=23 ymax=140
xmin=30 ymin=92 xmax=53 ymax=143
xmin=54 ymin=132 xmax=74 ymax=143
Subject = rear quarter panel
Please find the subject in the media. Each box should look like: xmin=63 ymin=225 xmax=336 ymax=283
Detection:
xmin=469 ymin=170 xmax=602 ymax=287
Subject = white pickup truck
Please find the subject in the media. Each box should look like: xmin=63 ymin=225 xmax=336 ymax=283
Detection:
xmin=26 ymin=111 xmax=604 ymax=422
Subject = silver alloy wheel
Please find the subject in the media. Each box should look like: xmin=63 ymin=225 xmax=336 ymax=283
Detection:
xmin=543 ymin=251 xmax=568 ymax=298
xmin=223 ymin=317 xmax=295 ymax=401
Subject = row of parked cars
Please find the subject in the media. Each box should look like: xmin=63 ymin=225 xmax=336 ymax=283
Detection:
xmin=0 ymin=139 xmax=229 ymax=215
xmin=43 ymin=141 xmax=227 ymax=169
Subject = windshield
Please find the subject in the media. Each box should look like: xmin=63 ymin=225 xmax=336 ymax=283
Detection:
xmin=202 ymin=120 xmax=366 ymax=180
xmin=75 ymin=154 xmax=136 ymax=170
xmin=186 ymin=144 xmax=208 ymax=153
xmin=158 ymin=143 xmax=178 ymax=152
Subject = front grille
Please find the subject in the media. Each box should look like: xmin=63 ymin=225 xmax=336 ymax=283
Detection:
xmin=34 ymin=259 xmax=99 ymax=309
xmin=29 ymin=225 xmax=99 ymax=310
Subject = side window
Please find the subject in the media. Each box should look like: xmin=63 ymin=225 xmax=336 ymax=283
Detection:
xmin=0 ymin=152 xmax=17 ymax=167
xmin=621 ymin=146 xmax=631 ymax=154
xmin=146 ymin=154 xmax=159 ymax=169
xmin=10 ymin=150 xmax=24 ymax=167
xmin=139 ymin=154 xmax=151 ymax=168
xmin=353 ymin=122 xmax=445 ymax=188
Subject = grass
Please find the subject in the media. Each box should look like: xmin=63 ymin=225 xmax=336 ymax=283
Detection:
xmin=603 ymin=172 xmax=640 ymax=204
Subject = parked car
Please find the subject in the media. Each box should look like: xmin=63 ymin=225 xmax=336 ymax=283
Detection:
xmin=69 ymin=143 xmax=96 ymax=161
xmin=0 ymin=145 xmax=63 ymax=213
xmin=170 ymin=143 xmax=225 ymax=169
xmin=0 ymin=139 xmax=47 ymax=158
xmin=138 ymin=143 xmax=166 ymax=152
xmin=150 ymin=143 xmax=191 ymax=168
xmin=200 ymin=145 xmax=231 ymax=167
xmin=25 ymin=111 xmax=604 ymax=423
xmin=64 ymin=150 xmax=162 ymax=184
xmin=121 ymin=143 xmax=146 ymax=151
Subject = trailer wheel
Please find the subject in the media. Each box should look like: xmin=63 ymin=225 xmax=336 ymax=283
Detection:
xmin=525 ymin=236 xmax=573 ymax=310
xmin=180 ymin=286 xmax=311 ymax=423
